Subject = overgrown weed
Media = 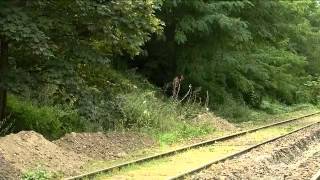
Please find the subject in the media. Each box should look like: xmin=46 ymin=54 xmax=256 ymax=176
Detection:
xmin=21 ymin=167 xmax=61 ymax=180
xmin=116 ymin=74 xmax=214 ymax=145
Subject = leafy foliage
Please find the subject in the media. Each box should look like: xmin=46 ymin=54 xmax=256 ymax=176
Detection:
xmin=0 ymin=0 xmax=164 ymax=135
xmin=132 ymin=0 xmax=320 ymax=119
xmin=2 ymin=0 xmax=320 ymax=140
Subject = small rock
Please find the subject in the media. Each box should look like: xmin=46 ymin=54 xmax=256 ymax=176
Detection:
xmin=116 ymin=152 xmax=127 ymax=158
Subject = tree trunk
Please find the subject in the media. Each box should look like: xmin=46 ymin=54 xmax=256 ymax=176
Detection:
xmin=0 ymin=38 xmax=8 ymax=122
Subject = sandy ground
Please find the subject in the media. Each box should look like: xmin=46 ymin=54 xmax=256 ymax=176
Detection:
xmin=192 ymin=124 xmax=320 ymax=180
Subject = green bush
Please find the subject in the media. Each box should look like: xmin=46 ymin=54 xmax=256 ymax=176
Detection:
xmin=259 ymin=100 xmax=290 ymax=114
xmin=7 ymin=95 xmax=86 ymax=139
xmin=216 ymin=97 xmax=251 ymax=122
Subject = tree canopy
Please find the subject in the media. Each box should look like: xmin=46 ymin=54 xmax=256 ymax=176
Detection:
xmin=133 ymin=0 xmax=320 ymax=110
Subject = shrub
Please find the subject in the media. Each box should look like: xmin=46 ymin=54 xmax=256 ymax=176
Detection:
xmin=216 ymin=97 xmax=251 ymax=122
xmin=7 ymin=95 xmax=86 ymax=139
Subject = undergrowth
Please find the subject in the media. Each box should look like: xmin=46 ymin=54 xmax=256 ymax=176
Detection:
xmin=7 ymin=95 xmax=87 ymax=140
xmin=4 ymin=68 xmax=214 ymax=143
xmin=115 ymin=82 xmax=214 ymax=144
xmin=21 ymin=167 xmax=63 ymax=180
xmin=219 ymin=98 xmax=319 ymax=123
xmin=4 ymin=67 xmax=319 ymax=144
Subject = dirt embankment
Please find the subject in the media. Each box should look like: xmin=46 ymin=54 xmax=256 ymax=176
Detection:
xmin=192 ymin=124 xmax=320 ymax=180
xmin=0 ymin=131 xmax=91 ymax=179
xmin=0 ymin=130 xmax=155 ymax=179
xmin=54 ymin=131 xmax=155 ymax=160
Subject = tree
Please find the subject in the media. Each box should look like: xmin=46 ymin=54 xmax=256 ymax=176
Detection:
xmin=0 ymin=1 xmax=53 ymax=122
xmin=0 ymin=0 xmax=163 ymax=122
xmin=0 ymin=38 xmax=8 ymax=121
xmin=133 ymin=0 xmax=320 ymax=110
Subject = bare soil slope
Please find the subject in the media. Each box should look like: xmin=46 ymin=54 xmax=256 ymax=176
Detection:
xmin=0 ymin=153 xmax=20 ymax=180
xmin=0 ymin=130 xmax=156 ymax=178
xmin=0 ymin=131 xmax=91 ymax=179
xmin=54 ymin=131 xmax=155 ymax=160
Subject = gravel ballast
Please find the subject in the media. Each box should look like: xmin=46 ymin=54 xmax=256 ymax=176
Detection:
xmin=192 ymin=124 xmax=320 ymax=180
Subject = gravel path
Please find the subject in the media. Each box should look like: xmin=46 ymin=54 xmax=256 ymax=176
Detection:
xmin=192 ymin=124 xmax=320 ymax=180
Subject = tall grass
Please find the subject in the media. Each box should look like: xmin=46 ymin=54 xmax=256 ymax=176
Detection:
xmin=117 ymin=90 xmax=213 ymax=144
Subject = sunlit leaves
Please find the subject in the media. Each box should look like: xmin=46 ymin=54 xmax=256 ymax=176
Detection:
xmin=171 ymin=0 xmax=251 ymax=45
xmin=0 ymin=7 xmax=53 ymax=57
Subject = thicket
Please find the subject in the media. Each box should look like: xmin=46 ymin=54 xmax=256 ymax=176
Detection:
xmin=1 ymin=0 xmax=320 ymax=140
xmin=131 ymin=0 xmax=320 ymax=118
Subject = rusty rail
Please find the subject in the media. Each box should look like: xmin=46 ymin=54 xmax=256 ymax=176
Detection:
xmin=311 ymin=169 xmax=320 ymax=180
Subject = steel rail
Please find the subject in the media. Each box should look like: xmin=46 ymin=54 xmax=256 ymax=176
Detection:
xmin=311 ymin=169 xmax=320 ymax=180
xmin=64 ymin=112 xmax=320 ymax=180
xmin=168 ymin=121 xmax=320 ymax=180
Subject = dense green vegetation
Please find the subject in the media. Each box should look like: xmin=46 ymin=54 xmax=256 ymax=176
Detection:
xmin=133 ymin=0 xmax=320 ymax=111
xmin=1 ymin=0 xmax=320 ymax=142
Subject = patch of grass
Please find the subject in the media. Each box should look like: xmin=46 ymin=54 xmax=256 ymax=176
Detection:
xmin=156 ymin=122 xmax=213 ymax=145
xmin=22 ymin=168 xmax=57 ymax=180
xmin=217 ymin=98 xmax=319 ymax=124
xmin=248 ymin=102 xmax=318 ymax=122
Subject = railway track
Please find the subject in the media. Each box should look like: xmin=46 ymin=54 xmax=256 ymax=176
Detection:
xmin=311 ymin=169 xmax=320 ymax=180
xmin=169 ymin=121 xmax=320 ymax=179
xmin=64 ymin=112 xmax=320 ymax=180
